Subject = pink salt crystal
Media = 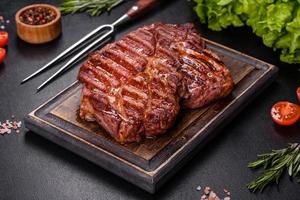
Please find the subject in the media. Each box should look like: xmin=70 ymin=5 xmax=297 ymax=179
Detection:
xmin=16 ymin=121 xmax=22 ymax=128
xmin=204 ymin=187 xmax=211 ymax=195
xmin=208 ymin=191 xmax=220 ymax=200
xmin=0 ymin=129 xmax=6 ymax=135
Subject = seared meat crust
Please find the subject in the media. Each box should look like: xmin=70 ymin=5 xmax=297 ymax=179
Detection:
xmin=78 ymin=23 xmax=233 ymax=143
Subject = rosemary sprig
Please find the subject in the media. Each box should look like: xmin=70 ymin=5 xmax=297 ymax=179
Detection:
xmin=59 ymin=0 xmax=124 ymax=16
xmin=247 ymin=143 xmax=300 ymax=192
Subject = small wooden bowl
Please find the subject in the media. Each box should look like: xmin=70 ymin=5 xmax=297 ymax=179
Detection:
xmin=15 ymin=4 xmax=61 ymax=44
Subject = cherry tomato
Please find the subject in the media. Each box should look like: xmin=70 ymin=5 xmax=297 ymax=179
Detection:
xmin=271 ymin=101 xmax=300 ymax=126
xmin=0 ymin=48 xmax=6 ymax=63
xmin=297 ymin=87 xmax=300 ymax=101
xmin=0 ymin=31 xmax=8 ymax=47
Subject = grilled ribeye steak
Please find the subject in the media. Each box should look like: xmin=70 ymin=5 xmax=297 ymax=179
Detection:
xmin=78 ymin=23 xmax=234 ymax=143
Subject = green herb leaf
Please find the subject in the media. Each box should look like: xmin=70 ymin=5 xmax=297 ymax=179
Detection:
xmin=193 ymin=0 xmax=300 ymax=64
xmin=59 ymin=0 xmax=124 ymax=16
xmin=246 ymin=143 xmax=300 ymax=193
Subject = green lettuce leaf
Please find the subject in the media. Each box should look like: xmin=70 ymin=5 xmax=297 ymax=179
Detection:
xmin=193 ymin=0 xmax=300 ymax=64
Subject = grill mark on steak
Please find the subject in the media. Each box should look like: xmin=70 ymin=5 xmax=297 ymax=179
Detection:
xmin=116 ymin=40 xmax=147 ymax=58
xmin=121 ymin=37 xmax=152 ymax=57
xmin=181 ymin=56 xmax=211 ymax=73
xmin=78 ymin=71 xmax=107 ymax=92
xmin=97 ymin=55 xmax=131 ymax=81
xmin=102 ymin=47 xmax=144 ymax=73
xmin=126 ymin=34 xmax=154 ymax=55
xmin=83 ymin=62 xmax=120 ymax=88
xmin=122 ymin=95 xmax=145 ymax=111
xmin=122 ymin=85 xmax=148 ymax=100
xmin=78 ymin=23 xmax=233 ymax=143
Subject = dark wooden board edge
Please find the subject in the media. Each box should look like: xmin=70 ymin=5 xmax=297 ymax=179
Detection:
xmin=205 ymin=38 xmax=269 ymax=70
xmin=30 ymin=38 xmax=272 ymax=172
xmin=33 ymin=82 xmax=154 ymax=170
xmin=24 ymin=115 xmax=156 ymax=192
xmin=24 ymin=62 xmax=277 ymax=193
xmin=153 ymin=65 xmax=278 ymax=191
xmin=24 ymin=37 xmax=278 ymax=193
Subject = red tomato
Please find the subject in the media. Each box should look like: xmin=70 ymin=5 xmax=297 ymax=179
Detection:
xmin=271 ymin=101 xmax=300 ymax=126
xmin=0 ymin=48 xmax=6 ymax=63
xmin=297 ymin=87 xmax=300 ymax=101
xmin=0 ymin=31 xmax=8 ymax=47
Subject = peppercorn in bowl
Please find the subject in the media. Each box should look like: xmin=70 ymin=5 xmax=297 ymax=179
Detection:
xmin=15 ymin=4 xmax=61 ymax=44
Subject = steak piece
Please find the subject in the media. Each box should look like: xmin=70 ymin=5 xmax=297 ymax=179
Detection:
xmin=78 ymin=23 xmax=233 ymax=143
xmin=178 ymin=46 xmax=234 ymax=109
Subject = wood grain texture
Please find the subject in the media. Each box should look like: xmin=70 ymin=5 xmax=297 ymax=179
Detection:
xmin=127 ymin=0 xmax=158 ymax=17
xmin=24 ymin=38 xmax=278 ymax=193
xmin=15 ymin=4 xmax=61 ymax=44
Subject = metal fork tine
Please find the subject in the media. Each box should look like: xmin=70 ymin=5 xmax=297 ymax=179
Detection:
xmin=36 ymin=26 xmax=115 ymax=91
xmin=21 ymin=24 xmax=112 ymax=84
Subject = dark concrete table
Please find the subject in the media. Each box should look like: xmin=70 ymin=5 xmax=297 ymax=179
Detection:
xmin=0 ymin=1 xmax=299 ymax=199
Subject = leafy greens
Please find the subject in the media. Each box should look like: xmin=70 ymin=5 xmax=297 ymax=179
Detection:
xmin=194 ymin=0 xmax=300 ymax=64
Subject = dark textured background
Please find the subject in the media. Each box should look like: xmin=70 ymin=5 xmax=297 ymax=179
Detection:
xmin=0 ymin=0 xmax=300 ymax=199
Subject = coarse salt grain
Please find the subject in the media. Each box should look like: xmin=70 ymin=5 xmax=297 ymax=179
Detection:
xmin=0 ymin=16 xmax=10 ymax=30
xmin=198 ymin=186 xmax=231 ymax=200
xmin=204 ymin=187 xmax=211 ymax=195
xmin=0 ymin=116 xmax=22 ymax=136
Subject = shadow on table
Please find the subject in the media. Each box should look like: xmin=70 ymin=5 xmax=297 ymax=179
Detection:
xmin=0 ymin=63 xmax=5 ymax=77
xmin=24 ymin=128 xmax=218 ymax=200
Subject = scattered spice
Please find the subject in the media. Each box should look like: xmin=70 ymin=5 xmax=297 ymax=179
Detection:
xmin=196 ymin=185 xmax=231 ymax=200
xmin=204 ymin=186 xmax=211 ymax=195
xmin=19 ymin=7 xmax=57 ymax=25
xmin=223 ymin=189 xmax=230 ymax=196
xmin=0 ymin=116 xmax=22 ymax=135
xmin=0 ymin=15 xmax=10 ymax=31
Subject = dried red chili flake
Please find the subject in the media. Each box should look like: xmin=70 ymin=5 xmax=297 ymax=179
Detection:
xmin=19 ymin=6 xmax=56 ymax=25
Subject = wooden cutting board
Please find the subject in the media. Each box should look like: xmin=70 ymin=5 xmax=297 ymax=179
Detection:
xmin=25 ymin=38 xmax=277 ymax=193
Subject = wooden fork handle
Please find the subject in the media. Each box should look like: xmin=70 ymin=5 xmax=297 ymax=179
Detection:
xmin=127 ymin=0 xmax=157 ymax=18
